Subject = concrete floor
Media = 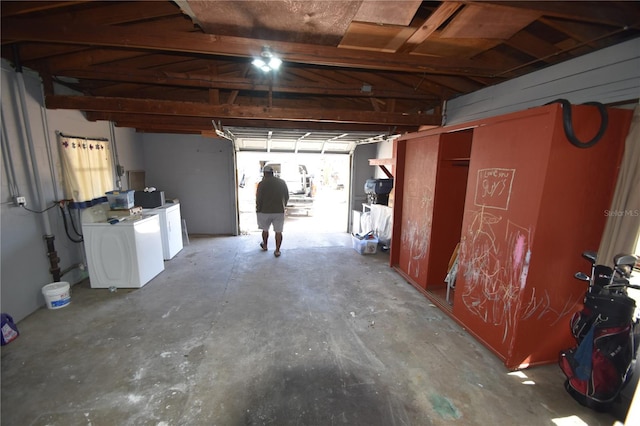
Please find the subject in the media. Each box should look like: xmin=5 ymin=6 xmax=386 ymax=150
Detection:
xmin=1 ymin=233 xmax=626 ymax=425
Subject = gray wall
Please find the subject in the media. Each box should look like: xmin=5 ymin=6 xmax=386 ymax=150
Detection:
xmin=1 ymin=61 xmax=145 ymax=322
xmin=349 ymin=143 xmax=378 ymax=227
xmin=142 ymin=134 xmax=237 ymax=235
xmin=445 ymin=37 xmax=640 ymax=125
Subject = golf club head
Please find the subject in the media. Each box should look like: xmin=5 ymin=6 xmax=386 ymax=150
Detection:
xmin=613 ymin=253 xmax=637 ymax=268
xmin=615 ymin=264 xmax=633 ymax=279
xmin=582 ymin=250 xmax=598 ymax=264
xmin=574 ymin=272 xmax=590 ymax=282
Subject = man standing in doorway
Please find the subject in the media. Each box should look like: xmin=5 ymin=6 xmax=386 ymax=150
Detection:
xmin=256 ymin=165 xmax=289 ymax=257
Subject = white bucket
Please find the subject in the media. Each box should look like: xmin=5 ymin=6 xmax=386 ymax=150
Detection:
xmin=42 ymin=281 xmax=71 ymax=310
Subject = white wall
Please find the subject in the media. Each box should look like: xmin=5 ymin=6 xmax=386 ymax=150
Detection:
xmin=350 ymin=143 xmax=378 ymax=224
xmin=1 ymin=60 xmax=145 ymax=321
xmin=142 ymin=133 xmax=237 ymax=235
xmin=445 ymin=37 xmax=640 ymax=125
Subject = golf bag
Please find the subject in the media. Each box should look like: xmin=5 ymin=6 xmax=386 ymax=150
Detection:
xmin=559 ymin=281 xmax=637 ymax=411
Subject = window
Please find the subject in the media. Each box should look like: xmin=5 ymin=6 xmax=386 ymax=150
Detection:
xmin=58 ymin=133 xmax=114 ymax=203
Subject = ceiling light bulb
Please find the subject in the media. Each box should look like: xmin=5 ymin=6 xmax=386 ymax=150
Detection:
xmin=268 ymin=57 xmax=282 ymax=70
xmin=253 ymin=46 xmax=282 ymax=72
xmin=252 ymin=58 xmax=266 ymax=68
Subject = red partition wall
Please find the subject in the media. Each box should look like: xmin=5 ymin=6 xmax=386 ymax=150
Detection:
xmin=391 ymin=130 xmax=473 ymax=300
xmin=394 ymin=134 xmax=440 ymax=289
xmin=452 ymin=108 xmax=556 ymax=363
xmin=452 ymin=104 xmax=631 ymax=368
xmin=507 ymin=105 xmax=632 ymax=368
xmin=390 ymin=103 xmax=632 ymax=369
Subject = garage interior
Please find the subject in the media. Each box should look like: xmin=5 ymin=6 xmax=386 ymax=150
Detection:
xmin=2 ymin=1 xmax=640 ymax=425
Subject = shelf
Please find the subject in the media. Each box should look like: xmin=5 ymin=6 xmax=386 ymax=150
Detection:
xmin=369 ymin=158 xmax=395 ymax=166
xmin=445 ymin=157 xmax=470 ymax=167
xmin=369 ymin=158 xmax=394 ymax=178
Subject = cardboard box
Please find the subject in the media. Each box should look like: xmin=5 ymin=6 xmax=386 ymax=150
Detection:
xmin=352 ymin=234 xmax=378 ymax=255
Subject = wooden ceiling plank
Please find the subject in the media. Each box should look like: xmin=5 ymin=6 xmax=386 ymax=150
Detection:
xmin=12 ymin=1 xmax=184 ymax=26
xmin=540 ymin=17 xmax=612 ymax=49
xmin=1 ymin=1 xmax=91 ymax=18
xmin=353 ymin=0 xmax=422 ymax=26
xmin=37 ymin=49 xmax=152 ymax=73
xmin=182 ymin=0 xmax=358 ymax=46
xmin=440 ymin=4 xmax=540 ymax=40
xmin=2 ymin=17 xmax=499 ymax=76
xmin=46 ymin=95 xmax=441 ymax=126
xmin=505 ymin=31 xmax=562 ymax=63
xmin=483 ymin=1 xmax=640 ymax=27
xmin=347 ymin=70 xmax=451 ymax=98
xmin=418 ymin=74 xmax=486 ymax=95
xmin=410 ymin=33 xmax=502 ymax=59
xmin=339 ymin=22 xmax=415 ymax=53
xmin=405 ymin=2 xmax=463 ymax=47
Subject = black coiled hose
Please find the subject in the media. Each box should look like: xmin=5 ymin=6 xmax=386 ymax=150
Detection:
xmin=545 ymin=99 xmax=608 ymax=148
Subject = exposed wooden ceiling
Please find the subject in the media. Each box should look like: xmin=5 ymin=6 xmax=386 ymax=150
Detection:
xmin=2 ymin=1 xmax=639 ymax=152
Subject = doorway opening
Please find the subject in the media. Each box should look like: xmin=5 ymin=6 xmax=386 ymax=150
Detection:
xmin=236 ymin=152 xmax=351 ymax=234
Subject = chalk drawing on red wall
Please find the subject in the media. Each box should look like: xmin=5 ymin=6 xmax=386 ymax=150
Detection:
xmin=474 ymin=168 xmax=516 ymax=210
xmin=460 ymin=205 xmax=534 ymax=343
xmin=400 ymin=185 xmax=433 ymax=279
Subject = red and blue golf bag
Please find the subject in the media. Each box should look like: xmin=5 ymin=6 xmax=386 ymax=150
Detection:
xmin=559 ymin=289 xmax=636 ymax=411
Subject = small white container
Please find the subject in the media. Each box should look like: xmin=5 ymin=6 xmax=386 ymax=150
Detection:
xmin=352 ymin=234 xmax=378 ymax=255
xmin=42 ymin=282 xmax=71 ymax=310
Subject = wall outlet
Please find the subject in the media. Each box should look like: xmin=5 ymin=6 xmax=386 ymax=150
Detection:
xmin=15 ymin=196 xmax=26 ymax=206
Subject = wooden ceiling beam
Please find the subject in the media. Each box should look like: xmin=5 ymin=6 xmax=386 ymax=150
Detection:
xmin=54 ymin=66 xmax=438 ymax=100
xmin=48 ymin=95 xmax=440 ymax=126
xmin=85 ymin=111 xmax=415 ymax=133
xmin=3 ymin=18 xmax=498 ymax=76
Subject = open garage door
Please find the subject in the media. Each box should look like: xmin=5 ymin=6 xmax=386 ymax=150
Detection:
xmin=237 ymin=151 xmax=351 ymax=234
xmin=228 ymin=127 xmax=393 ymax=235
xmin=223 ymin=127 xmax=392 ymax=155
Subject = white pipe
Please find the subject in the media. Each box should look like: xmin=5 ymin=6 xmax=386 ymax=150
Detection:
xmin=15 ymin=69 xmax=52 ymax=235
xmin=109 ymin=122 xmax=122 ymax=190
xmin=39 ymin=83 xmax=60 ymax=201
xmin=0 ymin=105 xmax=20 ymax=197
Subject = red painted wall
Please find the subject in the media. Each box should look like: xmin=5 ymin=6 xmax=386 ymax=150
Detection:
xmin=396 ymin=135 xmax=440 ymax=289
xmin=452 ymin=104 xmax=631 ymax=368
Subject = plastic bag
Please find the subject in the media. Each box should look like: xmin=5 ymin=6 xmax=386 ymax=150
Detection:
xmin=1 ymin=313 xmax=19 ymax=345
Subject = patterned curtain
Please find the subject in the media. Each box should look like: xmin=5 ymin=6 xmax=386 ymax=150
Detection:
xmin=58 ymin=134 xmax=114 ymax=203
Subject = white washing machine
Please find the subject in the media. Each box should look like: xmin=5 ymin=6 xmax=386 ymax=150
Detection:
xmin=144 ymin=203 xmax=183 ymax=260
xmin=82 ymin=214 xmax=165 ymax=288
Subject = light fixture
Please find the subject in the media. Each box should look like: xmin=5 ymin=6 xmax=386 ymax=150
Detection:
xmin=252 ymin=46 xmax=282 ymax=72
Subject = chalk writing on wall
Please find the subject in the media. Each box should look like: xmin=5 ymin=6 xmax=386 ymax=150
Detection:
xmin=474 ymin=168 xmax=516 ymax=210
xmin=460 ymin=209 xmax=533 ymax=343
xmin=400 ymin=184 xmax=433 ymax=279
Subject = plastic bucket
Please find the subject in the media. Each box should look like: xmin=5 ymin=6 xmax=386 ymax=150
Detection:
xmin=42 ymin=282 xmax=71 ymax=310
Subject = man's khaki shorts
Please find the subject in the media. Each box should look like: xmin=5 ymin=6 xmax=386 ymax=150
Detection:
xmin=257 ymin=212 xmax=285 ymax=232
